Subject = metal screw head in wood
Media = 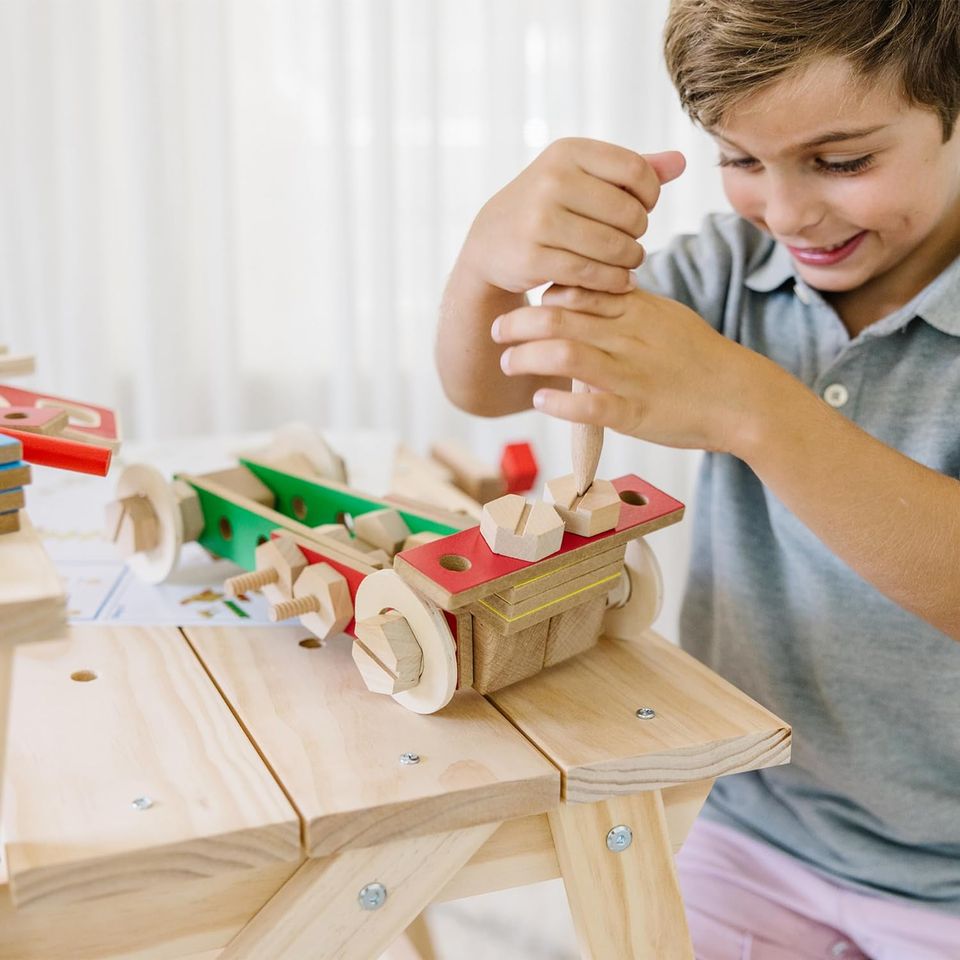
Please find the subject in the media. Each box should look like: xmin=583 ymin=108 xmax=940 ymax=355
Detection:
xmin=131 ymin=796 xmax=154 ymax=811
xmin=635 ymin=706 xmax=656 ymax=720
xmin=606 ymin=825 xmax=633 ymax=852
xmin=399 ymin=752 xmax=420 ymax=765
xmin=358 ymin=882 xmax=387 ymax=910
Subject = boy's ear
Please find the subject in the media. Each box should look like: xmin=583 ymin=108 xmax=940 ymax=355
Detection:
xmin=644 ymin=150 xmax=686 ymax=185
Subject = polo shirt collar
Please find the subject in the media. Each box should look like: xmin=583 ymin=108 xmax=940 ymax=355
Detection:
xmin=745 ymin=237 xmax=960 ymax=337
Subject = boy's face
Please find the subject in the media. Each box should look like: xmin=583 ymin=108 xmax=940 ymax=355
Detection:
xmin=711 ymin=57 xmax=960 ymax=302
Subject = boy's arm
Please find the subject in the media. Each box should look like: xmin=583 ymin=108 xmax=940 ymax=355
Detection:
xmin=493 ymin=285 xmax=960 ymax=641
xmin=740 ymin=372 xmax=960 ymax=641
xmin=435 ymin=139 xmax=686 ymax=416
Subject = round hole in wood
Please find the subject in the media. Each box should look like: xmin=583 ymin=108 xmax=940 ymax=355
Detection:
xmin=219 ymin=516 xmax=233 ymax=541
xmin=619 ymin=490 xmax=649 ymax=507
xmin=438 ymin=554 xmax=471 ymax=572
xmin=336 ymin=511 xmax=355 ymax=534
xmin=298 ymin=637 xmax=323 ymax=649
xmin=256 ymin=534 xmax=269 ymax=546
xmin=291 ymin=496 xmax=308 ymax=521
xmin=71 ymin=670 xmax=97 ymax=682
xmin=3 ymin=411 xmax=27 ymax=420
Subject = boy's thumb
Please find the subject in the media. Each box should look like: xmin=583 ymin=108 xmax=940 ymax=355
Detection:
xmin=643 ymin=150 xmax=686 ymax=185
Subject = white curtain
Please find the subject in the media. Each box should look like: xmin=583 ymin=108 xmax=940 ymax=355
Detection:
xmin=0 ymin=0 xmax=729 ymax=639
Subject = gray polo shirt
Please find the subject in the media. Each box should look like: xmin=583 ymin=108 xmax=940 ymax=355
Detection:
xmin=634 ymin=213 xmax=960 ymax=915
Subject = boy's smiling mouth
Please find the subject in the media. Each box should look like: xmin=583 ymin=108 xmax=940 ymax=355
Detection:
xmin=785 ymin=231 xmax=868 ymax=266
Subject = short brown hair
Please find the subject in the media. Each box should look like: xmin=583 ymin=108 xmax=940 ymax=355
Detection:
xmin=664 ymin=0 xmax=960 ymax=140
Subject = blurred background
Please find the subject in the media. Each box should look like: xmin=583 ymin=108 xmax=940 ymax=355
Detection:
xmin=0 ymin=2 xmax=732 ymax=955
xmin=0 ymin=0 xmax=728 ymax=636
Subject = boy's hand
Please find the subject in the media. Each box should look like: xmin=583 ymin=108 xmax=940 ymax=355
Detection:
xmin=492 ymin=285 xmax=786 ymax=455
xmin=461 ymin=139 xmax=685 ymax=296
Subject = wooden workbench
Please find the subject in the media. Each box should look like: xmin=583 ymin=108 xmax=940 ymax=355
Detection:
xmin=0 ymin=612 xmax=789 ymax=960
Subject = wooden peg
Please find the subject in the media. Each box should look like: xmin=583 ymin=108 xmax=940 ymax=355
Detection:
xmin=571 ymin=380 xmax=603 ymax=497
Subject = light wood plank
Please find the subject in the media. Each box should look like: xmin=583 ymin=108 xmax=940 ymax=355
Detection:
xmin=3 ymin=625 xmax=301 ymax=910
xmin=491 ymin=631 xmax=790 ymax=802
xmin=184 ymin=627 xmax=559 ymax=858
xmin=0 ymin=860 xmax=295 ymax=960
xmin=221 ymin=822 xmax=498 ymax=960
xmin=549 ymin=791 xmax=693 ymax=959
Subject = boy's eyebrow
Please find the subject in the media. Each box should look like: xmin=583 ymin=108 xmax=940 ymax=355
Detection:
xmin=713 ymin=125 xmax=888 ymax=153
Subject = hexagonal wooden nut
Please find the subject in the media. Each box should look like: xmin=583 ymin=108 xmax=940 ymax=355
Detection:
xmin=227 ymin=536 xmax=308 ymax=598
xmin=480 ymin=494 xmax=564 ymax=562
xmin=269 ymin=563 xmax=353 ymax=640
xmin=543 ymin=474 xmax=621 ymax=537
xmin=353 ymin=610 xmax=422 ymax=694
xmin=353 ymin=508 xmax=411 ymax=557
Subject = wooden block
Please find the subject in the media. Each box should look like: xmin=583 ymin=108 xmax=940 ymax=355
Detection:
xmin=491 ymin=630 xmax=791 ymax=802
xmin=542 ymin=594 xmax=607 ymax=667
xmin=498 ymin=543 xmax=625 ymax=603
xmin=354 ymin=610 xmax=423 ymax=693
xmin=0 ymin=510 xmax=21 ymax=534
xmin=0 ymin=461 xmax=32 ymax=489
xmin=0 ymin=433 xmax=23 ymax=465
xmin=3 ymin=625 xmax=301 ymax=909
xmin=430 ymin=440 xmax=507 ymax=503
xmin=402 ymin=530 xmax=445 ymax=550
xmin=395 ymin=475 xmax=684 ymax=611
xmin=183 ymin=626 xmax=559 ymax=858
xmin=472 ymin=617 xmax=549 ymax=694
xmin=0 ymin=352 xmax=36 ymax=377
xmin=0 ymin=487 xmax=25 ymax=512
xmin=500 ymin=441 xmax=538 ymax=494
xmin=0 ymin=383 xmax=121 ymax=450
xmin=0 ymin=426 xmax=112 ymax=476
xmin=199 ymin=465 xmax=276 ymax=509
xmin=480 ymin=494 xmax=564 ymax=562
xmin=0 ymin=404 xmax=69 ymax=436
xmin=173 ymin=478 xmax=205 ymax=542
xmin=469 ymin=572 xmax=619 ymax=637
xmin=544 ymin=473 xmax=621 ymax=537
xmin=354 ymin=507 xmax=412 ymax=556
xmin=455 ymin=612 xmax=473 ymax=689
xmin=483 ymin=557 xmax=624 ymax=620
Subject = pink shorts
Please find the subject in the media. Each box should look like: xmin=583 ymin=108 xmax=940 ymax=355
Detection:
xmin=677 ymin=818 xmax=960 ymax=960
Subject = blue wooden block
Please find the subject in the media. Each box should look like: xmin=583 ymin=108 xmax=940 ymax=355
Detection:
xmin=0 ymin=432 xmax=22 ymax=466
xmin=0 ymin=459 xmax=31 ymax=488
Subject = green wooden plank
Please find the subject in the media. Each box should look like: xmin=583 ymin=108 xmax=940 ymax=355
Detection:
xmin=240 ymin=460 xmax=458 ymax=537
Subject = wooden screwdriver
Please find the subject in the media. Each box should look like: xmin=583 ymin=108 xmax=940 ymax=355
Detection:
xmin=571 ymin=379 xmax=603 ymax=496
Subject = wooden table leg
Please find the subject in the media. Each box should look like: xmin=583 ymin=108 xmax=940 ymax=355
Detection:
xmin=221 ymin=822 xmax=498 ymax=960
xmin=549 ymin=790 xmax=694 ymax=960
xmin=380 ymin=912 xmax=438 ymax=960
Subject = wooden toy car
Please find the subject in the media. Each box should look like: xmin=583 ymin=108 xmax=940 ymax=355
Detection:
xmin=108 ymin=456 xmax=683 ymax=714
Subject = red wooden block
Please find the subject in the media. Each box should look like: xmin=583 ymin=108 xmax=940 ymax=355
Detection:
xmin=500 ymin=442 xmax=538 ymax=494
xmin=397 ymin=474 xmax=684 ymax=609
xmin=0 ymin=384 xmax=120 ymax=448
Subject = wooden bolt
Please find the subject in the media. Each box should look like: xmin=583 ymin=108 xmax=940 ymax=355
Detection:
xmin=480 ymin=494 xmax=565 ymax=562
xmin=225 ymin=536 xmax=306 ymax=599
xmin=270 ymin=563 xmax=353 ymax=640
xmin=105 ymin=495 xmax=159 ymax=557
xmin=353 ymin=610 xmax=422 ymax=694
xmin=544 ymin=474 xmax=621 ymax=537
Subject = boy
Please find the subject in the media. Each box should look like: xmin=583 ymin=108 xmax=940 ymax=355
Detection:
xmin=435 ymin=1 xmax=960 ymax=957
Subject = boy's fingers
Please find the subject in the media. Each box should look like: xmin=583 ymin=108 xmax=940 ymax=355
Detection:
xmin=547 ymin=211 xmax=645 ymax=270
xmin=541 ymin=285 xmax=624 ymax=317
xmin=539 ymin=248 xmax=636 ymax=294
xmin=493 ymin=305 xmax=623 ymax=348
xmin=642 ymin=150 xmax=686 ymax=186
xmin=563 ymin=171 xmax=648 ymax=238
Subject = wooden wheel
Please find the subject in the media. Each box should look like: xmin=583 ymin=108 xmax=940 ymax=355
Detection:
xmin=603 ymin=537 xmax=663 ymax=640
xmin=354 ymin=569 xmax=457 ymax=714
xmin=114 ymin=464 xmax=184 ymax=584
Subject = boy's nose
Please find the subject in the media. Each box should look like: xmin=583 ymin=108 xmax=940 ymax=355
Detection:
xmin=761 ymin=178 xmax=825 ymax=240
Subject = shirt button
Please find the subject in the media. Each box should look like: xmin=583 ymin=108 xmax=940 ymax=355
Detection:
xmin=823 ymin=383 xmax=849 ymax=407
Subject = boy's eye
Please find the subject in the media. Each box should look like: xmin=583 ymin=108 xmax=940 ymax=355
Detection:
xmin=815 ymin=154 xmax=875 ymax=175
xmin=717 ymin=154 xmax=759 ymax=170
